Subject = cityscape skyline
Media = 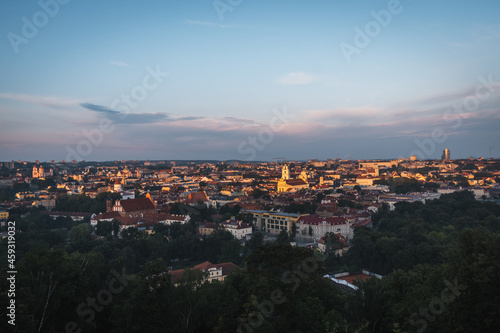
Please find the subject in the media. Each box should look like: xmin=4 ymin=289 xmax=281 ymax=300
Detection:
xmin=1 ymin=0 xmax=499 ymax=162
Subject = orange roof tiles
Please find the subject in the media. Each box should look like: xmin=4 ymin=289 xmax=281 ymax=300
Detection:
xmin=119 ymin=197 xmax=155 ymax=213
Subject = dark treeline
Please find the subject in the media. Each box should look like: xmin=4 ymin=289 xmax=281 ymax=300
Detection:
xmin=1 ymin=191 xmax=499 ymax=332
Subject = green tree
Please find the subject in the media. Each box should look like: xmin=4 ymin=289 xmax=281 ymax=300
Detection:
xmin=95 ymin=221 xmax=113 ymax=237
xmin=276 ymin=230 xmax=290 ymax=244
xmin=246 ymin=232 xmax=264 ymax=253
xmin=69 ymin=223 xmax=92 ymax=242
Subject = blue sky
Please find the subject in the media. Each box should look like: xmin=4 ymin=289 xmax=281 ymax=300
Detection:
xmin=1 ymin=0 xmax=499 ymax=162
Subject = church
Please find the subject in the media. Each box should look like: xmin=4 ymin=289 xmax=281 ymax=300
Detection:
xmin=32 ymin=165 xmax=53 ymax=179
xmin=276 ymin=164 xmax=309 ymax=193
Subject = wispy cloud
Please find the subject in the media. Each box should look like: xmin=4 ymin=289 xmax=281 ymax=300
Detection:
xmin=80 ymin=103 xmax=120 ymax=115
xmin=276 ymin=72 xmax=317 ymax=85
xmin=185 ymin=20 xmax=235 ymax=29
xmin=109 ymin=60 xmax=130 ymax=67
xmin=79 ymin=102 xmax=257 ymax=127
xmin=0 ymin=93 xmax=80 ymax=109
xmin=304 ymin=106 xmax=382 ymax=124
xmin=80 ymin=103 xmax=168 ymax=124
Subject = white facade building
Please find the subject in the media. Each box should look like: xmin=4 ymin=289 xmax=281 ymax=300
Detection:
xmin=221 ymin=219 xmax=252 ymax=240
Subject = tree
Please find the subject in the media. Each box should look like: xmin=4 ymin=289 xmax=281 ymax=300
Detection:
xmin=315 ymin=192 xmax=325 ymax=204
xmin=69 ymin=223 xmax=92 ymax=242
xmin=239 ymin=244 xmax=340 ymax=332
xmin=290 ymin=223 xmax=297 ymax=241
xmin=11 ymin=247 xmax=105 ymax=332
xmin=95 ymin=221 xmax=113 ymax=237
xmin=252 ymin=188 xmax=266 ymax=199
xmin=322 ymin=233 xmax=344 ymax=256
xmin=443 ymin=229 xmax=500 ymax=331
xmin=276 ymin=230 xmax=290 ymax=244
xmin=112 ymin=220 xmax=120 ymax=237
xmin=217 ymin=239 xmax=244 ymax=265
xmin=246 ymin=232 xmax=264 ymax=252
xmin=121 ymin=227 xmax=144 ymax=239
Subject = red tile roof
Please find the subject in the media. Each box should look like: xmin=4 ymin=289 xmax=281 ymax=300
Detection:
xmin=165 ymin=214 xmax=187 ymax=221
xmin=193 ymin=261 xmax=213 ymax=271
xmin=116 ymin=212 xmax=168 ymax=227
xmin=119 ymin=197 xmax=155 ymax=213
xmin=170 ymin=261 xmax=239 ymax=284
xmin=93 ymin=211 xmax=120 ymax=220
xmin=286 ymin=179 xmax=308 ymax=186
xmin=298 ymin=214 xmax=348 ymax=226
xmin=218 ymin=262 xmax=239 ymax=275
xmin=338 ymin=273 xmax=372 ymax=284
xmin=184 ymin=191 xmax=209 ymax=203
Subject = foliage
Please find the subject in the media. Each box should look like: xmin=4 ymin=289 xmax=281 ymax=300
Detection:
xmin=2 ymin=190 xmax=499 ymax=332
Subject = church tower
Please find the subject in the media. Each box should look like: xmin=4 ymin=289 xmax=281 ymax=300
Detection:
xmin=281 ymin=164 xmax=290 ymax=180
xmin=106 ymin=198 xmax=113 ymax=212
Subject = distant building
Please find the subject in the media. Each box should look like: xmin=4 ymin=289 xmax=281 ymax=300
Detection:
xmin=112 ymin=196 xmax=156 ymax=216
xmin=442 ymin=148 xmax=450 ymax=160
xmin=32 ymin=165 xmax=53 ymax=179
xmin=113 ymin=180 xmax=123 ymax=192
xmin=161 ymin=214 xmax=190 ymax=225
xmin=91 ymin=211 xmax=121 ymax=226
xmin=296 ymin=214 xmax=353 ymax=242
xmin=221 ymin=218 xmax=252 ymax=240
xmin=317 ymin=234 xmax=349 ymax=256
xmin=198 ymin=222 xmax=217 ymax=236
xmin=247 ymin=210 xmax=301 ymax=235
xmin=181 ymin=191 xmax=210 ymax=207
xmin=0 ymin=209 xmax=9 ymax=220
xmin=169 ymin=261 xmax=239 ymax=284
xmin=277 ymin=164 xmax=308 ymax=192
xmin=32 ymin=199 xmax=56 ymax=210
xmin=325 ymin=270 xmax=382 ymax=291
xmin=47 ymin=211 xmax=91 ymax=221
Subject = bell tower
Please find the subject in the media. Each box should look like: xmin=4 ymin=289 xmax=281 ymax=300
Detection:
xmin=282 ymin=164 xmax=290 ymax=180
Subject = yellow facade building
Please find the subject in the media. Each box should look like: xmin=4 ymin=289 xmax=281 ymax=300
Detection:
xmin=248 ymin=210 xmax=301 ymax=235
xmin=0 ymin=210 xmax=9 ymax=220
xmin=276 ymin=164 xmax=309 ymax=192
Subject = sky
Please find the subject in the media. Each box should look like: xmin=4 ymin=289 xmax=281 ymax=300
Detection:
xmin=1 ymin=0 xmax=499 ymax=162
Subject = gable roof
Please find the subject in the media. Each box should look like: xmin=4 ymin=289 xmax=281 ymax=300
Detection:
xmin=164 ymin=214 xmax=187 ymax=221
xmin=93 ymin=211 xmax=121 ymax=220
xmin=170 ymin=261 xmax=239 ymax=284
xmin=286 ymin=179 xmax=308 ymax=186
xmin=119 ymin=197 xmax=155 ymax=212
xmin=184 ymin=191 xmax=209 ymax=203
xmin=115 ymin=212 xmax=167 ymax=227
